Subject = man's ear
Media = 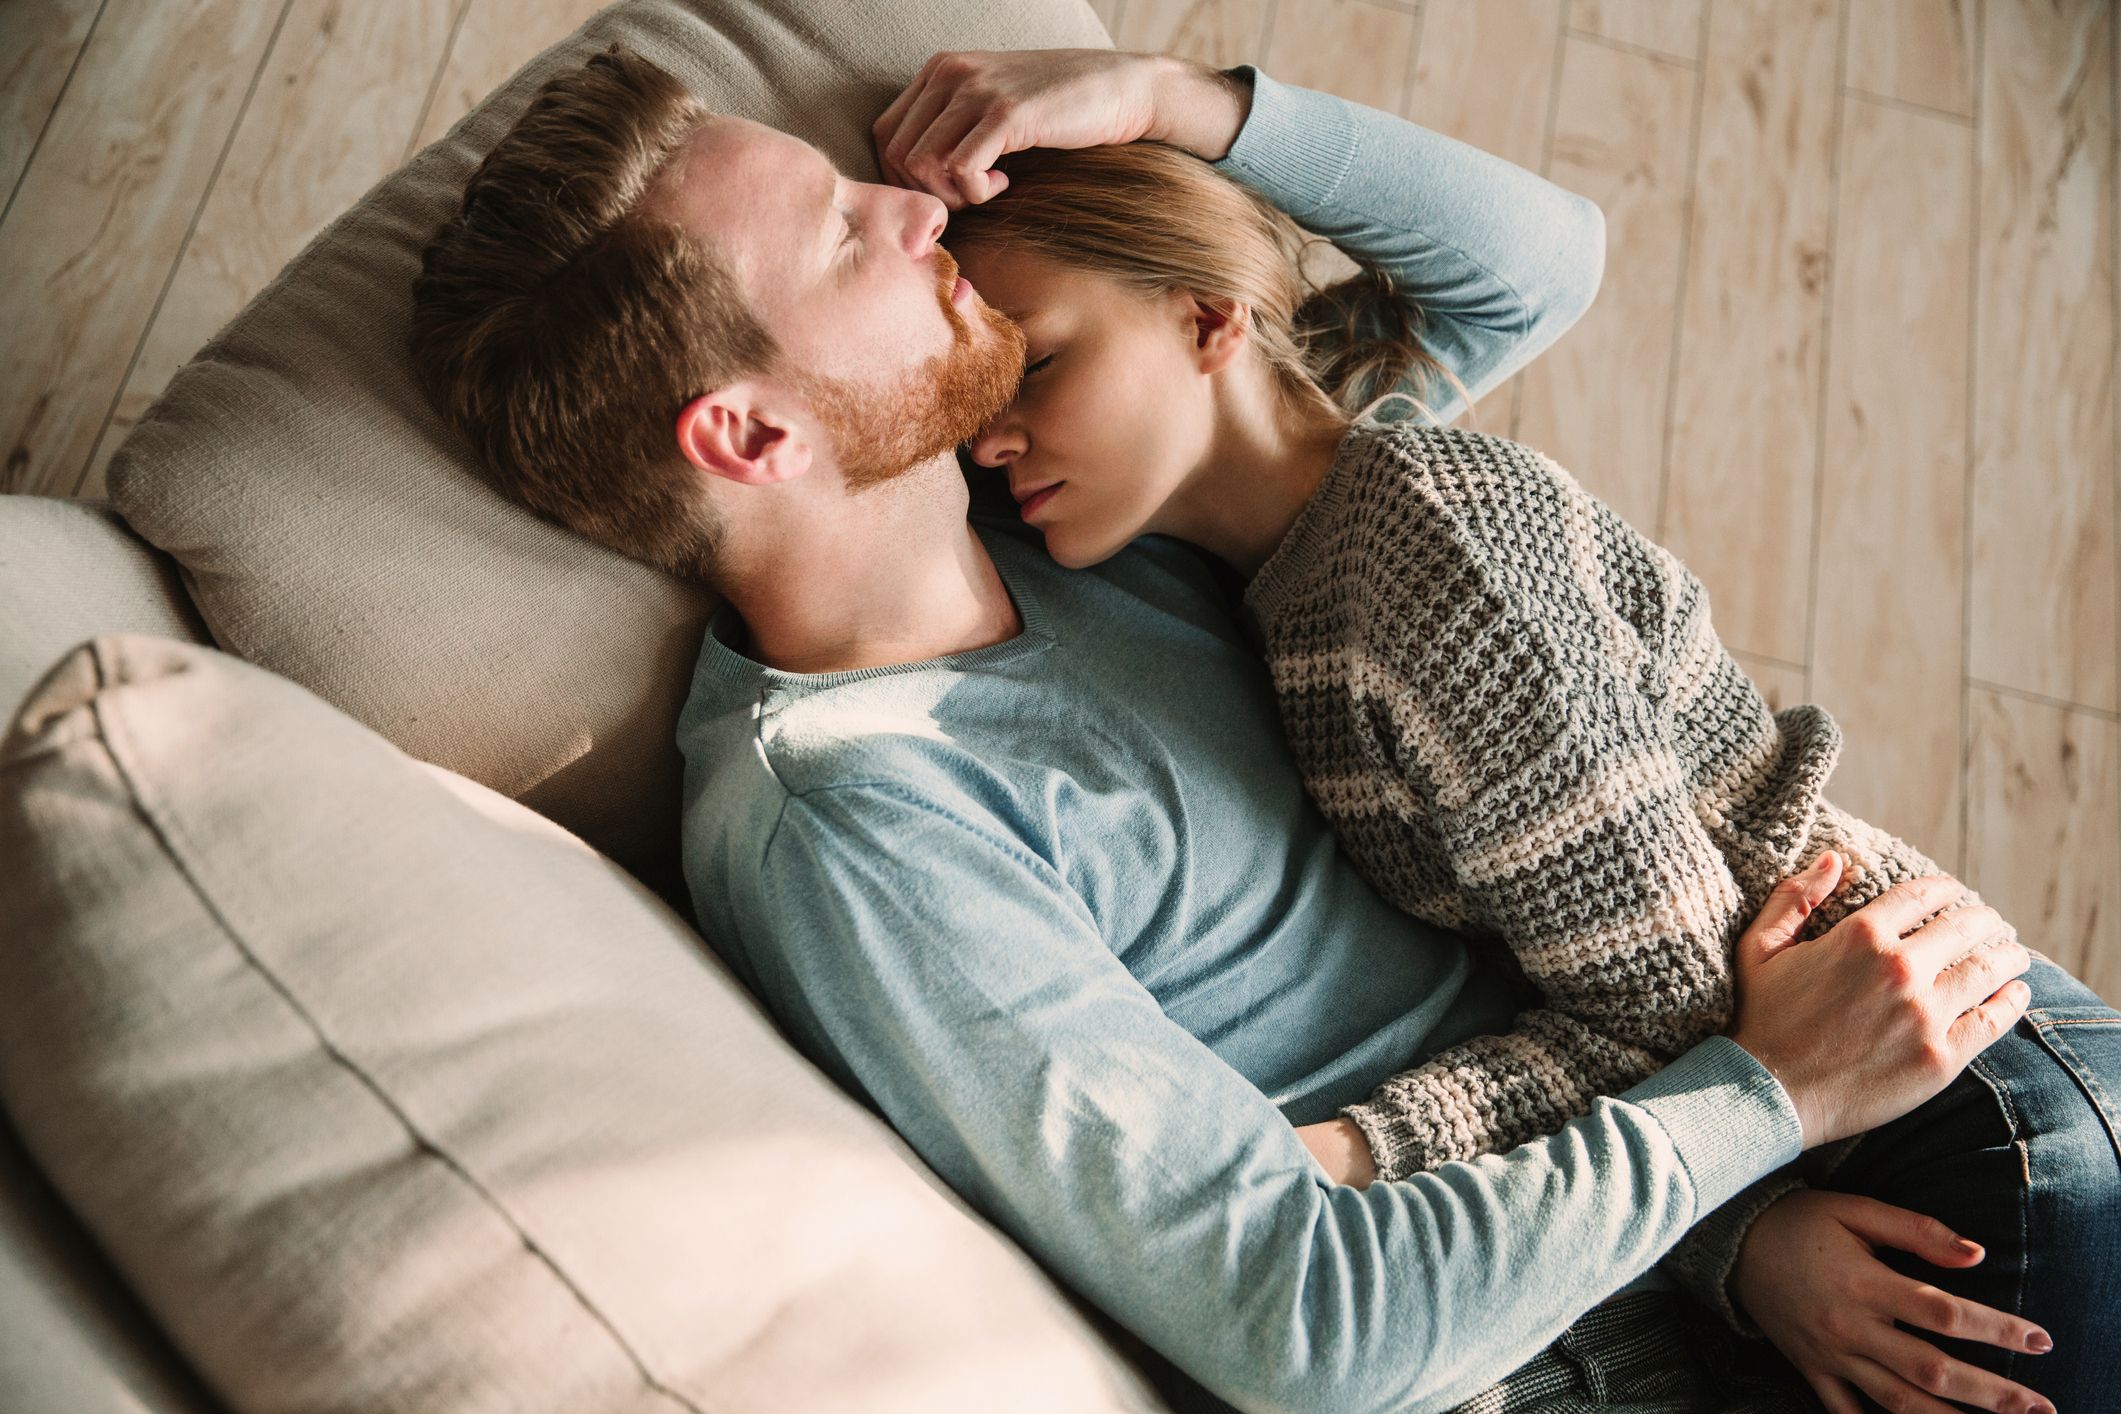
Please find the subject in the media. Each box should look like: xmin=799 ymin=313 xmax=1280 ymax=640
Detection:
xmin=675 ymin=384 xmax=814 ymax=486
xmin=1183 ymin=292 xmax=1252 ymax=377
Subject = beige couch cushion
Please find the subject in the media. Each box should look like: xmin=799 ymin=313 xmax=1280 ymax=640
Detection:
xmin=0 ymin=495 xmax=208 ymax=727
xmin=0 ymin=633 xmax=1170 ymax=1414
xmin=104 ymin=0 xmax=1111 ymax=918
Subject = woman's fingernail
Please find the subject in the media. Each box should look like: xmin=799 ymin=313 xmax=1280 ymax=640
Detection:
xmin=1954 ymin=1237 xmax=1982 ymax=1257
xmin=2026 ymin=1329 xmax=2052 ymax=1353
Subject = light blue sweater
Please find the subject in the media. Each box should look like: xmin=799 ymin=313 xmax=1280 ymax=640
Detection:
xmin=677 ymin=67 xmax=1804 ymax=1414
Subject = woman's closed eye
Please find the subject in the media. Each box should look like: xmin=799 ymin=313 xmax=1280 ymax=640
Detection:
xmin=1023 ymin=354 xmax=1053 ymax=377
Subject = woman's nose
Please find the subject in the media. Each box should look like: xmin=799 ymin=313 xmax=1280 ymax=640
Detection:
xmin=968 ymin=423 xmax=1023 ymax=469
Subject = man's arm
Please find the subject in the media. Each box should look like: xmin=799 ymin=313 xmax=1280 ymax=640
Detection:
xmin=1159 ymin=60 xmax=1605 ymax=427
xmin=738 ymin=780 xmax=1801 ymax=1414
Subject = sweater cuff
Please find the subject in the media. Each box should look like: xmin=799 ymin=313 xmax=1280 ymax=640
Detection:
xmin=1209 ymin=65 xmax=1361 ymax=219
xmin=1617 ymin=1036 xmax=1804 ymax=1218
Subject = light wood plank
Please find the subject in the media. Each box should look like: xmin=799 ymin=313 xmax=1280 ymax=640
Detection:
xmin=1731 ymin=651 xmax=1809 ymax=713
xmin=1567 ymin=0 xmax=1703 ymax=63
xmin=0 ymin=0 xmax=284 ymax=498
xmin=1964 ymin=687 xmax=2121 ymax=1007
xmin=1260 ymin=0 xmax=1417 ymax=115
xmin=1843 ymin=0 xmax=1976 ymax=118
xmin=1405 ymin=0 xmax=1568 ymax=440
xmin=408 ymin=0 xmax=610 ymax=155
xmin=1086 ymin=0 xmax=1125 ymax=38
xmin=1968 ymin=0 xmax=2115 ymax=709
xmin=1659 ymin=0 xmax=1842 ymax=664
xmin=1513 ymin=34 xmax=1696 ymax=534
xmin=1812 ymin=94 xmax=1973 ymax=872
xmin=0 ymin=0 xmax=101 ymax=203
xmin=1405 ymin=0 xmax=1564 ymax=172
xmin=77 ymin=0 xmax=460 ymax=499
xmin=1111 ymin=0 xmax=1273 ymax=70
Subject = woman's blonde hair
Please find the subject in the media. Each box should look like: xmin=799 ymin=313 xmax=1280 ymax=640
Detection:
xmin=939 ymin=139 xmax=1476 ymax=434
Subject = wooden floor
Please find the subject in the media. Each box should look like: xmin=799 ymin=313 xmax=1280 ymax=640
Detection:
xmin=4 ymin=0 xmax=2116 ymax=1001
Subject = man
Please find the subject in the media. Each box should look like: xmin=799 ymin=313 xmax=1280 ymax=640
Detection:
xmin=409 ymin=43 xmax=2038 ymax=1413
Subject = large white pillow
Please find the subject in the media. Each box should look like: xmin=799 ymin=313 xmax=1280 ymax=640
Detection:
xmin=0 ymin=634 xmax=1171 ymax=1414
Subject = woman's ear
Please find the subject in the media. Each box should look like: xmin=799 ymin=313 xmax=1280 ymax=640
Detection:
xmin=1182 ymin=292 xmax=1252 ymax=377
xmin=675 ymin=385 xmax=814 ymax=487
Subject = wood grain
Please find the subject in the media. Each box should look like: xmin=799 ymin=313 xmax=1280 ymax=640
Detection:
xmin=1812 ymin=93 xmax=1973 ymax=871
xmin=1968 ymin=0 xmax=2114 ymax=710
xmin=1965 ymin=686 xmax=2121 ymax=1006
xmin=1568 ymin=0 xmax=1704 ymax=62
xmin=0 ymin=0 xmax=102 ymax=203
xmin=1112 ymin=0 xmax=1272 ymax=70
xmin=76 ymin=0 xmax=460 ymax=499
xmin=0 ymin=0 xmax=284 ymax=498
xmin=1843 ymin=0 xmax=1976 ymax=118
xmin=1514 ymin=33 xmax=1697 ymax=534
xmin=1658 ymin=0 xmax=1842 ymax=664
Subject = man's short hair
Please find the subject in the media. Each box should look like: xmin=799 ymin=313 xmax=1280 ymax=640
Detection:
xmin=409 ymin=44 xmax=775 ymax=584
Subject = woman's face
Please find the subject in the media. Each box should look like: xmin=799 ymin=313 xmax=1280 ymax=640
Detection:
xmin=955 ymin=244 xmax=1219 ymax=568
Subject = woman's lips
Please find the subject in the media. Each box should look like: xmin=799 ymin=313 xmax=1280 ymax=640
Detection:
xmin=1018 ymin=483 xmax=1062 ymax=518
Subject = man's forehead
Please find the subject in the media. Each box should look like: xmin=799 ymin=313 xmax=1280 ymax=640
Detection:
xmin=665 ymin=115 xmax=832 ymax=277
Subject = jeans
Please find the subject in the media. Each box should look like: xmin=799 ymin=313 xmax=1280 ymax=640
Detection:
xmin=1820 ymin=954 xmax=2121 ymax=1408
xmin=1465 ymin=955 xmax=2120 ymax=1414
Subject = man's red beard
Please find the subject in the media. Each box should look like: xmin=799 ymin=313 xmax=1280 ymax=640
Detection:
xmin=793 ymin=248 xmax=1027 ymax=493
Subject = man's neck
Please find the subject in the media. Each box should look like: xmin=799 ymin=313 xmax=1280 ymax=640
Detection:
xmin=726 ymin=468 xmax=1022 ymax=676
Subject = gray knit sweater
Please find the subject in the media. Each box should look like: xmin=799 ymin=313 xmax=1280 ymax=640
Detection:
xmin=1242 ymin=415 xmax=2016 ymax=1329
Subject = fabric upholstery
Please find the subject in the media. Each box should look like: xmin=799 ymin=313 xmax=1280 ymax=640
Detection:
xmin=0 ymin=632 xmax=1170 ymax=1413
xmin=0 ymin=495 xmax=207 ymax=728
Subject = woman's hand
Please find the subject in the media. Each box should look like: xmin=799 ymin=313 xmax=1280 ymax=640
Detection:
xmin=871 ymin=48 xmax=1245 ymax=208
xmin=1292 ymin=1117 xmax=1378 ymax=1187
xmin=1731 ymin=1189 xmax=2054 ymax=1414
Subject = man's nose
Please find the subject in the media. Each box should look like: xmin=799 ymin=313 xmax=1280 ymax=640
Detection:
xmin=903 ymin=189 xmax=947 ymax=257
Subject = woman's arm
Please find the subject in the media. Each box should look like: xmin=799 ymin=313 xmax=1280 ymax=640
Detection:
xmin=873 ymin=49 xmax=1602 ymax=426
xmin=1193 ymin=62 xmax=1606 ymax=425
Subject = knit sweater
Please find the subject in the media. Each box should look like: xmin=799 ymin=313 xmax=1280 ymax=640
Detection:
xmin=1242 ymin=414 xmax=2017 ymax=1327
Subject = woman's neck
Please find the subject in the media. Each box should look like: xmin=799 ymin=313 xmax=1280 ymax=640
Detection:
xmin=1155 ymin=372 xmax=1354 ymax=579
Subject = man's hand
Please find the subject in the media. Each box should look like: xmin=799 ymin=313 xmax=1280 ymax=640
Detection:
xmin=1293 ymin=1116 xmax=1377 ymax=1187
xmin=1727 ymin=851 xmax=2030 ymax=1148
xmin=1732 ymin=1190 xmax=2054 ymax=1414
xmin=872 ymin=49 xmax=1250 ymax=209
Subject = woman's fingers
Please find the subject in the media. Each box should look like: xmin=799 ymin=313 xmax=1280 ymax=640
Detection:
xmin=872 ymin=56 xmax=943 ymax=180
xmin=1832 ymin=1192 xmax=1985 ymax=1269
xmin=1841 ymin=1353 xmax=1972 ymax=1414
xmin=1865 ymin=1324 xmax=2054 ymax=1414
xmin=903 ymin=96 xmax=1010 ymax=207
xmin=879 ymin=69 xmax=961 ymax=186
xmin=1804 ymin=1372 xmax=1865 ymax=1414
xmin=1831 ymin=1194 xmax=2054 ymax=1355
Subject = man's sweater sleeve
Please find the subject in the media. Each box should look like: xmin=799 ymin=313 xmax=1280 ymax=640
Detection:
xmin=740 ymin=780 xmax=1803 ymax=1414
xmin=1209 ymin=65 xmax=1605 ymax=426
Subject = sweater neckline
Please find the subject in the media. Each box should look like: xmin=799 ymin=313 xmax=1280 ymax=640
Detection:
xmin=1243 ymin=415 xmax=1400 ymax=624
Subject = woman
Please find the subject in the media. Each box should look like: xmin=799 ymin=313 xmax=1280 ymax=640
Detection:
xmin=874 ymin=45 xmax=2116 ymax=1414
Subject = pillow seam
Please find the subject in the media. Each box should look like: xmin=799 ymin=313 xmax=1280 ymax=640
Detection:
xmin=89 ymin=649 xmax=712 ymax=1414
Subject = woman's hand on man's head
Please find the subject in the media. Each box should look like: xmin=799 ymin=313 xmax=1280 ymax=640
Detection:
xmin=871 ymin=48 xmax=1247 ymax=209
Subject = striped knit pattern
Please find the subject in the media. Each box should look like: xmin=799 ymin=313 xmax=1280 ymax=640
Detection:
xmin=1243 ymin=418 xmax=2016 ymax=1326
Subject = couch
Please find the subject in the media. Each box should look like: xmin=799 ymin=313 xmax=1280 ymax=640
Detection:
xmin=0 ymin=1 xmax=1235 ymax=1409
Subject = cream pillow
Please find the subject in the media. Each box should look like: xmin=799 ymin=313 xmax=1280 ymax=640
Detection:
xmin=0 ymin=634 xmax=1169 ymax=1414
xmin=103 ymin=0 xmax=1110 ymax=919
